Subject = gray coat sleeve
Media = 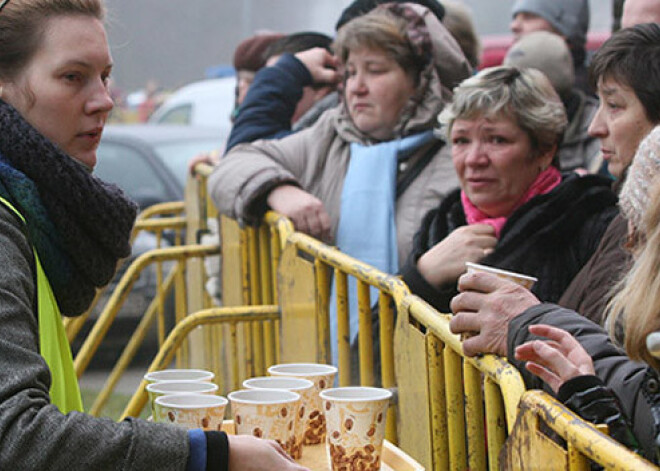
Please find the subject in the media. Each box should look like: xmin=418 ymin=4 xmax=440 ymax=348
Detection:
xmin=507 ymin=303 xmax=659 ymax=459
xmin=0 ymin=205 xmax=190 ymax=471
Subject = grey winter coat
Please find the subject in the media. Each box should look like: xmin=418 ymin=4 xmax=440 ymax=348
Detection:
xmin=0 ymin=204 xmax=189 ymax=471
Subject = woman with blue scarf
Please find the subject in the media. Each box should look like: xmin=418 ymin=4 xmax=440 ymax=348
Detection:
xmin=211 ymin=2 xmax=471 ymax=292
xmin=0 ymin=0 xmax=307 ymax=470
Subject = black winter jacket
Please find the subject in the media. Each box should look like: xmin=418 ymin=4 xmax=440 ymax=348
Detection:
xmin=509 ymin=304 xmax=660 ymax=463
xmin=401 ymin=173 xmax=618 ymax=312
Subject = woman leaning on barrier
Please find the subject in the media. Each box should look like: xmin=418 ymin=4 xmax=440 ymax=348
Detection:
xmin=210 ymin=2 xmax=472 ymax=270
xmin=0 ymin=1 xmax=307 ymax=470
xmin=401 ymin=66 xmax=618 ymax=314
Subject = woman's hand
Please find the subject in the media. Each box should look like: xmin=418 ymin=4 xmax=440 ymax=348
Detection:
xmin=227 ymin=435 xmax=309 ymax=471
xmin=267 ymin=185 xmax=331 ymax=241
xmin=514 ymin=324 xmax=595 ymax=393
xmin=416 ymin=224 xmax=497 ymax=287
xmin=450 ymin=271 xmax=540 ymax=356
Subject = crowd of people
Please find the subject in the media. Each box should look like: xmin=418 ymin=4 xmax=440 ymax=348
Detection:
xmin=2 ymin=0 xmax=660 ymax=469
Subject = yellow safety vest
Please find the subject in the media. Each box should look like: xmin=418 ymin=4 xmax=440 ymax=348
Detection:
xmin=0 ymin=196 xmax=83 ymax=414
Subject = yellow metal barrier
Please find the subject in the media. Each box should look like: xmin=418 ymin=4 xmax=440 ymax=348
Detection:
xmin=396 ymin=296 xmax=526 ymax=470
xmin=121 ymin=305 xmax=280 ymax=420
xmin=503 ymin=390 xmax=657 ymax=470
xmin=74 ymin=244 xmax=220 ymax=417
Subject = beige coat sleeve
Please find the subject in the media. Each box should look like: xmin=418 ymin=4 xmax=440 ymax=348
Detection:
xmin=208 ymin=112 xmax=340 ymax=222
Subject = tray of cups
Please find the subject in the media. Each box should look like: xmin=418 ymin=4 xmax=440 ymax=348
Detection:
xmin=147 ymin=365 xmax=424 ymax=470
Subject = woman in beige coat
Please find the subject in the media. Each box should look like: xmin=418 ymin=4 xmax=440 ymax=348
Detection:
xmin=210 ymin=3 xmax=471 ymax=267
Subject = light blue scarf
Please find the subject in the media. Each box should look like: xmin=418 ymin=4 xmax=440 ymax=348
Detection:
xmin=330 ymin=130 xmax=435 ymax=366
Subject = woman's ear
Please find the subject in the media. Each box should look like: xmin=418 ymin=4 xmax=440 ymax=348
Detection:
xmin=538 ymin=143 xmax=558 ymax=171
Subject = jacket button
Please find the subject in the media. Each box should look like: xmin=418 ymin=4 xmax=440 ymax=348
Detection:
xmin=647 ymin=378 xmax=660 ymax=394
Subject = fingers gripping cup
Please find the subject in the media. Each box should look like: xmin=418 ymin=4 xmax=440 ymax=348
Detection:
xmin=267 ymin=363 xmax=338 ymax=445
xmin=320 ymin=387 xmax=392 ymax=471
xmin=228 ymin=389 xmax=302 ymax=459
xmin=465 ymin=262 xmax=537 ymax=290
xmin=242 ymin=377 xmax=314 ymax=459
xmin=153 ymin=393 xmax=227 ymax=431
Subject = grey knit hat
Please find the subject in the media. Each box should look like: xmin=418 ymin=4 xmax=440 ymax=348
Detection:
xmin=619 ymin=125 xmax=660 ymax=234
xmin=511 ymin=0 xmax=589 ymax=49
xmin=504 ymin=31 xmax=574 ymax=98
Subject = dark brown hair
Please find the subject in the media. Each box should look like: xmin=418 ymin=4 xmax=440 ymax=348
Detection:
xmin=0 ymin=0 xmax=104 ymax=82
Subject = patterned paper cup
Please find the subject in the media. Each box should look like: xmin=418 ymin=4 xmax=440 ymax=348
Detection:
xmin=242 ymin=377 xmax=314 ymax=459
xmin=320 ymin=387 xmax=392 ymax=471
xmin=143 ymin=369 xmax=215 ymax=384
xmin=146 ymin=381 xmax=219 ymax=416
xmin=154 ymin=393 xmax=227 ymax=431
xmin=267 ymin=363 xmax=338 ymax=445
xmin=465 ymin=262 xmax=537 ymax=290
xmin=228 ymin=389 xmax=301 ymax=459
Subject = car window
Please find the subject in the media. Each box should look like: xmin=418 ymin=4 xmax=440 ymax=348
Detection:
xmin=95 ymin=141 xmax=171 ymax=203
xmin=154 ymin=138 xmax=224 ymax=187
xmin=155 ymin=104 xmax=192 ymax=125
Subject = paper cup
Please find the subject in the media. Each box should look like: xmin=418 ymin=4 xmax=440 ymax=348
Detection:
xmin=228 ymin=388 xmax=301 ymax=458
xmin=243 ymin=377 xmax=314 ymax=459
xmin=267 ymin=363 xmax=338 ymax=445
xmin=465 ymin=262 xmax=537 ymax=289
xmin=146 ymin=381 xmax=219 ymax=416
xmin=320 ymin=387 xmax=392 ymax=471
xmin=153 ymin=393 xmax=227 ymax=430
xmin=143 ymin=369 xmax=215 ymax=384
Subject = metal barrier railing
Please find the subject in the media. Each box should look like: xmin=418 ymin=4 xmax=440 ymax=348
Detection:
xmin=75 ymin=244 xmax=219 ymax=416
xmin=120 ymin=305 xmax=281 ymax=420
xmin=397 ymin=296 xmax=526 ymax=470
xmin=503 ymin=390 xmax=657 ymax=470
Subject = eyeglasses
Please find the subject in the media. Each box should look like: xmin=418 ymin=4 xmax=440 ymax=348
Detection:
xmin=0 ymin=0 xmax=9 ymax=13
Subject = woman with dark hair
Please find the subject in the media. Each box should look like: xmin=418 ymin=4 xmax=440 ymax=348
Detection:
xmin=0 ymin=0 xmax=306 ymax=469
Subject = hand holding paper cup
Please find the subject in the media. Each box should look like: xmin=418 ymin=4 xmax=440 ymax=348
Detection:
xmin=153 ymin=393 xmax=227 ymax=430
xmin=228 ymin=388 xmax=302 ymax=459
xmin=320 ymin=387 xmax=392 ymax=471
xmin=465 ymin=262 xmax=537 ymax=289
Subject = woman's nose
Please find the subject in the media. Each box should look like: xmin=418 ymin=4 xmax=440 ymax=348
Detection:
xmin=348 ymin=72 xmax=367 ymax=95
xmin=465 ymin=141 xmax=488 ymax=166
xmin=86 ymin=80 xmax=114 ymax=115
xmin=587 ymin=105 xmax=606 ymax=138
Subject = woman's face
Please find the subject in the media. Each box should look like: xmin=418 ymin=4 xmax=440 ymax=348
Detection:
xmin=451 ymin=114 xmax=555 ymax=218
xmin=588 ymin=77 xmax=655 ymax=179
xmin=344 ymin=47 xmax=416 ymax=141
xmin=0 ymin=15 xmax=113 ymax=170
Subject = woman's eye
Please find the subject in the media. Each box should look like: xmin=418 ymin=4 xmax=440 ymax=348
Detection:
xmin=63 ymin=72 xmax=83 ymax=83
xmin=606 ymin=101 xmax=620 ymax=111
xmin=489 ymin=135 xmax=507 ymax=144
xmin=452 ymin=137 xmax=469 ymax=145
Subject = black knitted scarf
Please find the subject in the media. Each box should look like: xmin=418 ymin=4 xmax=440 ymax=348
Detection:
xmin=0 ymin=99 xmax=138 ymax=316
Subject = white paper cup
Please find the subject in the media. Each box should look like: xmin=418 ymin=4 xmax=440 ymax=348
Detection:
xmin=465 ymin=262 xmax=537 ymax=289
xmin=243 ymin=377 xmax=314 ymax=459
xmin=146 ymin=381 xmax=219 ymax=415
xmin=153 ymin=393 xmax=227 ymax=431
xmin=320 ymin=387 xmax=392 ymax=471
xmin=267 ymin=363 xmax=338 ymax=445
xmin=143 ymin=368 xmax=215 ymax=384
xmin=228 ymin=388 xmax=301 ymax=458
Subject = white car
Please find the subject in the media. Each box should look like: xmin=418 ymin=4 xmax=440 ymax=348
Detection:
xmin=149 ymin=77 xmax=235 ymax=142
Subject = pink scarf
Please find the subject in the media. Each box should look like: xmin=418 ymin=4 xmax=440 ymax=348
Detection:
xmin=461 ymin=166 xmax=562 ymax=238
